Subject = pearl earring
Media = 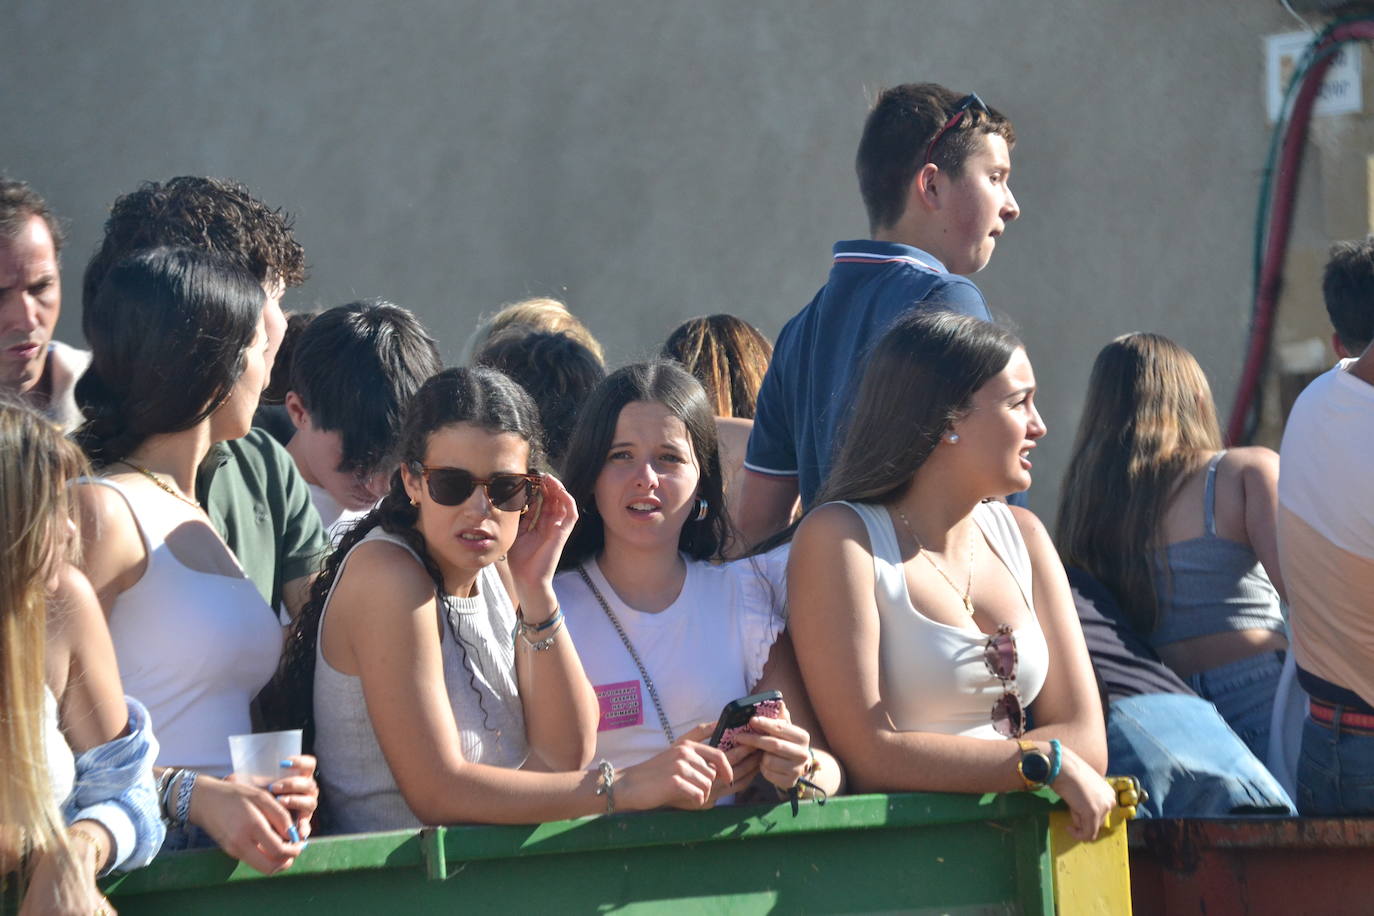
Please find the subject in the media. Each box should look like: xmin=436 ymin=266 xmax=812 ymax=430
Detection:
xmin=947 ymin=434 xmax=960 ymax=444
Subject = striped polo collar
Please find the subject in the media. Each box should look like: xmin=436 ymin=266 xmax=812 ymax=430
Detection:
xmin=831 ymin=240 xmax=947 ymax=274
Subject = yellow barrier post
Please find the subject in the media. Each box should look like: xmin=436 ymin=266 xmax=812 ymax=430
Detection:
xmin=1048 ymin=775 xmax=1140 ymax=915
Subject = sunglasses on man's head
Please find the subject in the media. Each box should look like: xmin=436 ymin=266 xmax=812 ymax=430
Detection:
xmin=923 ymin=92 xmax=990 ymax=165
xmin=411 ymin=465 xmax=542 ymax=512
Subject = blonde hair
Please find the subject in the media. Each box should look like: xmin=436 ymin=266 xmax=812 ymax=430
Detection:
xmin=1054 ymin=333 xmax=1223 ymax=634
xmin=0 ymin=399 xmax=89 ymax=899
xmin=461 ymin=297 xmax=605 ymax=366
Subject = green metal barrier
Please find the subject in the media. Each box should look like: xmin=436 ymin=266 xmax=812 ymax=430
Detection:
xmin=103 ymin=792 xmax=1085 ymax=914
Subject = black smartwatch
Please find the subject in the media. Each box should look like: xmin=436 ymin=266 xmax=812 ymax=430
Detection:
xmin=1016 ymin=740 xmax=1051 ymax=790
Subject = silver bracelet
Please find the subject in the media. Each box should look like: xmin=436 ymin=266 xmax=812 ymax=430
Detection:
xmin=517 ymin=614 xmax=564 ymax=650
xmin=174 ymin=770 xmax=198 ymax=827
xmin=594 ymin=759 xmax=616 ymax=813
xmin=159 ymin=768 xmax=182 ymax=823
xmin=527 ymin=629 xmax=560 ymax=651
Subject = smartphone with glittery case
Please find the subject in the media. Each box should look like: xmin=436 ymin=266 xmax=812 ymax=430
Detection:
xmin=708 ymin=690 xmax=783 ymax=750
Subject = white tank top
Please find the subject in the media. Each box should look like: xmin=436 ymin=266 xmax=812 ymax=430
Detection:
xmin=834 ymin=499 xmax=1050 ymax=739
xmin=79 ymin=477 xmax=282 ymax=774
xmin=45 ymin=685 xmax=75 ymax=805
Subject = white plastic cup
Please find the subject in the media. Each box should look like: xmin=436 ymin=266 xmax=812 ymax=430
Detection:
xmin=228 ymin=730 xmax=302 ymax=787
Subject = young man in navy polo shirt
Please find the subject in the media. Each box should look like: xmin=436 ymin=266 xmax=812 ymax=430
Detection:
xmin=736 ymin=83 xmax=1020 ymax=548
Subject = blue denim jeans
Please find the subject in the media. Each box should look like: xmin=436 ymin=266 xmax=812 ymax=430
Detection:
xmin=1107 ymin=693 xmax=1295 ymax=818
xmin=158 ymin=822 xmax=214 ymax=855
xmin=1187 ymin=650 xmax=1285 ymax=763
xmin=1296 ymin=710 xmax=1374 ymax=815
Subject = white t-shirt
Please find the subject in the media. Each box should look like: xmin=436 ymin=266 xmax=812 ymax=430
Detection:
xmin=40 ymin=340 xmax=91 ymax=433
xmin=307 ymin=483 xmax=373 ymax=545
xmin=553 ymin=547 xmax=789 ymax=768
xmin=1278 ymin=358 xmax=1374 ymax=706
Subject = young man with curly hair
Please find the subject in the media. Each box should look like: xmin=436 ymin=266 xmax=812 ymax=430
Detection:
xmin=82 ymin=176 xmax=327 ymax=618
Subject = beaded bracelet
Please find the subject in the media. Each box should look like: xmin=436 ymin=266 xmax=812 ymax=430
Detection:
xmin=1047 ymin=739 xmax=1063 ymax=786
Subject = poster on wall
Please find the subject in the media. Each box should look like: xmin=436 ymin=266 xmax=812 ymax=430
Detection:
xmin=1265 ymin=30 xmax=1362 ymax=121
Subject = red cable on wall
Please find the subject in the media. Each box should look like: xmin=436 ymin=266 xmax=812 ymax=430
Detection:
xmin=1227 ymin=21 xmax=1374 ymax=445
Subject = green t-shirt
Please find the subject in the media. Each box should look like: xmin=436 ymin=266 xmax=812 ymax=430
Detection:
xmin=196 ymin=428 xmax=329 ymax=609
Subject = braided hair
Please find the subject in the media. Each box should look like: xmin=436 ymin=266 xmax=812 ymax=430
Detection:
xmin=266 ymin=368 xmax=546 ymax=764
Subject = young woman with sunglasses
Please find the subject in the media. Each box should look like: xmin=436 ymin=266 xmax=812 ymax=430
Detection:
xmin=786 ymin=311 xmax=1113 ymax=840
xmin=553 ymin=362 xmax=842 ymax=804
xmin=71 ymin=248 xmax=316 ymax=874
xmin=271 ymin=367 xmax=738 ymax=832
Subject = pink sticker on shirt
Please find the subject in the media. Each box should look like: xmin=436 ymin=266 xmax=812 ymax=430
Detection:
xmin=596 ymin=680 xmax=644 ymax=731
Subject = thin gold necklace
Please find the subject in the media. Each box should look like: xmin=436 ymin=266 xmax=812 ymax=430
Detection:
xmin=118 ymin=460 xmax=204 ymax=513
xmin=895 ymin=506 xmax=975 ymax=616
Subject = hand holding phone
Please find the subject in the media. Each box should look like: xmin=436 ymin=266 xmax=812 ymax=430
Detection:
xmin=708 ymin=690 xmax=784 ymax=751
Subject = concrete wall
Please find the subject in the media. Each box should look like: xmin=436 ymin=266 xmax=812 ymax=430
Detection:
xmin=4 ymin=0 xmax=1307 ymax=515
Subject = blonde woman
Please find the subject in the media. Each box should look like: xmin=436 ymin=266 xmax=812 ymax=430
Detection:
xmin=1056 ymin=333 xmax=1287 ymax=761
xmin=0 ymin=400 xmax=163 ymax=915
xmin=460 ymin=296 xmax=605 ymax=366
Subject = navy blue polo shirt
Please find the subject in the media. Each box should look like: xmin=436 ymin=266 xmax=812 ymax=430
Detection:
xmin=746 ymin=240 xmax=990 ymax=507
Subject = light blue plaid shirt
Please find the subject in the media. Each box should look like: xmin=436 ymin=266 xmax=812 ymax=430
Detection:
xmin=59 ymin=697 xmax=165 ymax=874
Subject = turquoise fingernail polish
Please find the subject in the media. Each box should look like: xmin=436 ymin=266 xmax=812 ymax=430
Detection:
xmin=279 ymin=759 xmax=293 ymax=768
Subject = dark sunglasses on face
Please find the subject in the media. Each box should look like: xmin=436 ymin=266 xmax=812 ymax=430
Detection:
xmin=410 ymin=464 xmax=542 ymax=512
xmin=923 ymin=92 xmax=990 ymax=165
xmin=983 ymin=623 xmax=1026 ymax=738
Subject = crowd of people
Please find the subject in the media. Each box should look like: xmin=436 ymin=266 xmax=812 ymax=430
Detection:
xmin=3 ymin=79 xmax=1373 ymax=912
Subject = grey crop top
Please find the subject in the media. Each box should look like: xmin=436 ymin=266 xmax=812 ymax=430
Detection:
xmin=1148 ymin=451 xmax=1287 ymax=647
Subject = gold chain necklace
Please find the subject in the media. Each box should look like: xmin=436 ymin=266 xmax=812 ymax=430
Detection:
xmin=895 ymin=506 xmax=975 ymax=616
xmin=118 ymin=460 xmax=204 ymax=513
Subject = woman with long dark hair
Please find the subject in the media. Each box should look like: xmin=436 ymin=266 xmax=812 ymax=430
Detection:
xmin=553 ymin=362 xmax=842 ymax=802
xmin=272 ymin=367 xmax=738 ymax=831
xmin=788 ymin=311 xmax=1112 ymax=840
xmin=71 ymin=247 xmax=316 ymax=874
xmin=1055 ymin=333 xmax=1287 ymax=759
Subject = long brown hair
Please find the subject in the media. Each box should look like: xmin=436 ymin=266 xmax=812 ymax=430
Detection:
xmin=661 ymin=314 xmax=773 ymax=419
xmin=1054 ymin=333 xmax=1223 ymax=634
xmin=816 ymin=310 xmax=1022 ymax=507
xmin=0 ymin=399 xmax=90 ymax=903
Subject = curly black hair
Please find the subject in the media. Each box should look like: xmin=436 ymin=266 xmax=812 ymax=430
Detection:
xmin=82 ymin=176 xmax=306 ymax=312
